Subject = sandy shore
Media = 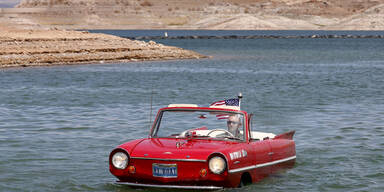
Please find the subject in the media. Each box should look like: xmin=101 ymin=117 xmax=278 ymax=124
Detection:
xmin=0 ymin=24 xmax=207 ymax=68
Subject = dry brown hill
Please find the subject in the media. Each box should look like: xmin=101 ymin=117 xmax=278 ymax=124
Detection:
xmin=6 ymin=0 xmax=384 ymax=30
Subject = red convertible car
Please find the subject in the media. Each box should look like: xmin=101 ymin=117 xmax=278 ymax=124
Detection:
xmin=109 ymin=101 xmax=296 ymax=189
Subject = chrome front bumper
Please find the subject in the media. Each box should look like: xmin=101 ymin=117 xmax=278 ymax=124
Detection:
xmin=115 ymin=181 xmax=223 ymax=190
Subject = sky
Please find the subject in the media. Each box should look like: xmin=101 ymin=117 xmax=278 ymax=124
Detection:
xmin=0 ymin=0 xmax=21 ymax=8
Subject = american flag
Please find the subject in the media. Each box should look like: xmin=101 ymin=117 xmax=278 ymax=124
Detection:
xmin=210 ymin=98 xmax=239 ymax=107
xmin=210 ymin=98 xmax=240 ymax=119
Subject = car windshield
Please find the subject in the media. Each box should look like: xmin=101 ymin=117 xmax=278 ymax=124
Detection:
xmin=152 ymin=110 xmax=245 ymax=141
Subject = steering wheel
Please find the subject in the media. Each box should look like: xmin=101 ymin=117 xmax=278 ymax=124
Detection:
xmin=207 ymin=129 xmax=235 ymax=138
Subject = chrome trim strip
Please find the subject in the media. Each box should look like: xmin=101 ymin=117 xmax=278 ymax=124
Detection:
xmin=115 ymin=181 xmax=223 ymax=190
xmin=131 ymin=157 xmax=206 ymax=162
xmin=229 ymin=165 xmax=257 ymax=173
xmin=255 ymin=155 xmax=296 ymax=168
xmin=229 ymin=155 xmax=296 ymax=173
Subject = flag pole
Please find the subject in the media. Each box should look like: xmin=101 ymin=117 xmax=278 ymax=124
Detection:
xmin=238 ymin=92 xmax=242 ymax=110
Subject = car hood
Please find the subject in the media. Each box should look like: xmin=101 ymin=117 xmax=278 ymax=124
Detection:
xmin=121 ymin=138 xmax=240 ymax=161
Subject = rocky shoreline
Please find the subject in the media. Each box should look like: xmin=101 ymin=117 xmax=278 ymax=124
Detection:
xmin=127 ymin=34 xmax=384 ymax=40
xmin=0 ymin=27 xmax=207 ymax=69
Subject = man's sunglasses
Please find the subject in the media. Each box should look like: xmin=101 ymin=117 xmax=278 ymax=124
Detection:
xmin=227 ymin=121 xmax=240 ymax=125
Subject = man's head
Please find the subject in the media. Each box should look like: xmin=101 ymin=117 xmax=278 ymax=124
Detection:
xmin=227 ymin=115 xmax=241 ymax=135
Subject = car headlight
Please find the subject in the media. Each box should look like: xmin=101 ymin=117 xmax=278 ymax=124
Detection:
xmin=112 ymin=152 xmax=128 ymax=169
xmin=209 ymin=156 xmax=226 ymax=174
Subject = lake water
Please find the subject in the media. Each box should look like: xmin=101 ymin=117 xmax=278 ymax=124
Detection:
xmin=1 ymin=30 xmax=384 ymax=192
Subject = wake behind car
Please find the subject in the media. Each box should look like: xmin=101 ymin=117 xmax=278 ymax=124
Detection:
xmin=109 ymin=96 xmax=296 ymax=189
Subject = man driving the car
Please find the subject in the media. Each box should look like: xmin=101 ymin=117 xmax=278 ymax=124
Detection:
xmin=227 ymin=114 xmax=242 ymax=138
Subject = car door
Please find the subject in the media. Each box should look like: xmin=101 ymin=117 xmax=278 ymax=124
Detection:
xmin=247 ymin=114 xmax=272 ymax=178
xmin=268 ymin=132 xmax=296 ymax=173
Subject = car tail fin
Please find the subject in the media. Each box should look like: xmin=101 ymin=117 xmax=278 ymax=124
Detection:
xmin=273 ymin=131 xmax=295 ymax=140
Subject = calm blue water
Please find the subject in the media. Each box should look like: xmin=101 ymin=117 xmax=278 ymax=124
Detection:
xmin=87 ymin=29 xmax=384 ymax=37
xmin=1 ymin=30 xmax=384 ymax=192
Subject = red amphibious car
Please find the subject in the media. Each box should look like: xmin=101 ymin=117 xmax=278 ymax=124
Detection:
xmin=109 ymin=102 xmax=296 ymax=189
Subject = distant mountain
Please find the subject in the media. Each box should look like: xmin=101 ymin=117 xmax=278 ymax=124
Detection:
xmin=11 ymin=0 xmax=384 ymax=30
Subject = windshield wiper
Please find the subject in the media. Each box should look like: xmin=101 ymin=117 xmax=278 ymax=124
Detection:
xmin=189 ymin=135 xmax=210 ymax=138
xmin=175 ymin=135 xmax=210 ymax=139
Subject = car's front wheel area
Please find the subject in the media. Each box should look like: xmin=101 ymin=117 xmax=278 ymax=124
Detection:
xmin=238 ymin=172 xmax=252 ymax=187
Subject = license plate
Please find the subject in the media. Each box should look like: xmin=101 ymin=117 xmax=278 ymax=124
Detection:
xmin=152 ymin=163 xmax=177 ymax=178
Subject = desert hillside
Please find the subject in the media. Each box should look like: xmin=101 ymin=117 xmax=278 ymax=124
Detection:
xmin=1 ymin=0 xmax=384 ymax=30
